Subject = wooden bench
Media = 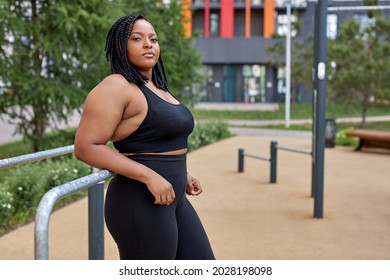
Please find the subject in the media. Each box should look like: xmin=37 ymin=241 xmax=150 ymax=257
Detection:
xmin=345 ymin=129 xmax=390 ymax=151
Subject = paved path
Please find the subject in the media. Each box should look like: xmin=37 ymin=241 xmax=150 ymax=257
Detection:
xmin=1 ymin=110 xmax=389 ymax=260
xmin=1 ymin=134 xmax=389 ymax=259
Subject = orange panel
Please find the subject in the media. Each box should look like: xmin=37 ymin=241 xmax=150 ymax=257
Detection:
xmin=245 ymin=0 xmax=251 ymax=38
xmin=181 ymin=0 xmax=192 ymax=38
xmin=264 ymin=0 xmax=275 ymax=38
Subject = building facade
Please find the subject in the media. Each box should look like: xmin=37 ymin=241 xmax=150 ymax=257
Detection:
xmin=181 ymin=0 xmax=390 ymax=103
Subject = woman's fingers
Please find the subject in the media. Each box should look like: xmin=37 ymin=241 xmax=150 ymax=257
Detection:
xmin=154 ymin=188 xmax=176 ymax=205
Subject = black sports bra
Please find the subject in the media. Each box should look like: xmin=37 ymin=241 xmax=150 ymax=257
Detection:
xmin=113 ymin=85 xmax=194 ymax=154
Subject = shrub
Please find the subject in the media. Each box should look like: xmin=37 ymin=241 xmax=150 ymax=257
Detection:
xmin=37 ymin=129 xmax=77 ymax=151
xmin=188 ymin=120 xmax=232 ymax=152
xmin=0 ymin=156 xmax=91 ymax=228
xmin=335 ymin=128 xmax=359 ymax=146
xmin=0 ymin=188 xmax=13 ymax=227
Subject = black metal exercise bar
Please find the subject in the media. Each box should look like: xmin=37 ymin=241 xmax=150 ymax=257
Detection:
xmin=277 ymin=145 xmax=312 ymax=155
xmin=238 ymin=140 xmax=312 ymax=185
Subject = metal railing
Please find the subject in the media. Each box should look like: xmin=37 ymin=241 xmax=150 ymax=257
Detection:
xmin=0 ymin=145 xmax=114 ymax=260
xmin=34 ymin=169 xmax=114 ymax=260
xmin=0 ymin=145 xmax=75 ymax=170
xmin=238 ymin=140 xmax=312 ymax=184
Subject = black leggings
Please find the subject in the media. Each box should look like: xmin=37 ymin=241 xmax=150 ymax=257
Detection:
xmin=104 ymin=153 xmax=215 ymax=260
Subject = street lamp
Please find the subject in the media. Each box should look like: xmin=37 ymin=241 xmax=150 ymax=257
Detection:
xmin=285 ymin=0 xmax=291 ymax=128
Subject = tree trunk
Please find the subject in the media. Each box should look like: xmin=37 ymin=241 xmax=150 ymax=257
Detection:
xmin=361 ymin=99 xmax=368 ymax=129
xmin=32 ymin=108 xmax=46 ymax=152
xmin=31 ymin=0 xmax=45 ymax=152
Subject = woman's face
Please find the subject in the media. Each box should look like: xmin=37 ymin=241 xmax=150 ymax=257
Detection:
xmin=127 ymin=19 xmax=160 ymax=76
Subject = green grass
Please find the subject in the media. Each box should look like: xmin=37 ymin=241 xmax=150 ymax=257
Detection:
xmin=0 ymin=140 xmax=36 ymax=184
xmin=233 ymin=121 xmax=390 ymax=132
xmin=337 ymin=121 xmax=390 ymax=131
xmin=0 ymin=139 xmax=33 ymax=159
xmin=191 ymin=103 xmax=390 ymax=121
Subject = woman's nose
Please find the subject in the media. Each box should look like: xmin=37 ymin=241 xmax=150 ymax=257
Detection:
xmin=144 ymin=39 xmax=152 ymax=48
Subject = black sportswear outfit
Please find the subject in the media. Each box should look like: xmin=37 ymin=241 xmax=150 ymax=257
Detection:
xmin=104 ymin=84 xmax=215 ymax=260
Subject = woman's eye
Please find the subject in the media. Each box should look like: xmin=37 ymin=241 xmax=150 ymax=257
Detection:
xmin=151 ymin=38 xmax=158 ymax=43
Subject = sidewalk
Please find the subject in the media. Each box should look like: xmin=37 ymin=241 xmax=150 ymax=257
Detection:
xmin=1 ymin=134 xmax=389 ymax=260
xmin=1 ymin=109 xmax=389 ymax=145
xmin=229 ymin=115 xmax=390 ymax=126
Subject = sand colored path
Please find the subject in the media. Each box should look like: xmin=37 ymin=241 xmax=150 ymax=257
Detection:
xmin=0 ymin=136 xmax=389 ymax=260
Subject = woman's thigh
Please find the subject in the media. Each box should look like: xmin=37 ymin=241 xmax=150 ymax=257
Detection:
xmin=175 ymin=198 xmax=215 ymax=260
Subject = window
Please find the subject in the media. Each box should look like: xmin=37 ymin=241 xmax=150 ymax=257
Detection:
xmin=354 ymin=14 xmax=376 ymax=41
xmin=210 ymin=13 xmax=220 ymax=37
xmin=277 ymin=67 xmax=286 ymax=96
xmin=275 ymin=0 xmax=307 ymax=8
xmin=193 ymin=66 xmax=213 ymax=102
xmin=327 ymin=14 xmax=338 ymax=40
xmin=242 ymin=65 xmax=266 ymax=103
xmin=277 ymin=14 xmax=298 ymax=37
xmin=354 ymin=14 xmax=375 ymax=33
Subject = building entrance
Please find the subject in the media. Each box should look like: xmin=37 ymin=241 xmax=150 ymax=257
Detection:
xmin=223 ymin=65 xmax=236 ymax=102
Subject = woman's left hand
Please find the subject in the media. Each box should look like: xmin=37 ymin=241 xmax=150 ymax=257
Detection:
xmin=186 ymin=173 xmax=203 ymax=196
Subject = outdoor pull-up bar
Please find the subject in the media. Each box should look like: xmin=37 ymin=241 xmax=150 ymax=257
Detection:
xmin=311 ymin=3 xmax=390 ymax=218
xmin=328 ymin=5 xmax=390 ymax=12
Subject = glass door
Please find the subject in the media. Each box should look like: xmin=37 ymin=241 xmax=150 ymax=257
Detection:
xmin=223 ymin=65 xmax=236 ymax=102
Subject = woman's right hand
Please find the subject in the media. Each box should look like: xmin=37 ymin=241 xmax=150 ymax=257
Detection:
xmin=145 ymin=174 xmax=176 ymax=206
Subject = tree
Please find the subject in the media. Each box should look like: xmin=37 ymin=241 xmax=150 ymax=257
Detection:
xmin=0 ymin=0 xmax=203 ymax=151
xmin=0 ymin=0 xmax=122 ymax=151
xmin=327 ymin=0 xmax=390 ymax=127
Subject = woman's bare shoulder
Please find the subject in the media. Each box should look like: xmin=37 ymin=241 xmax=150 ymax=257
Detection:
xmin=88 ymin=74 xmax=139 ymax=100
xmin=102 ymin=74 xmax=132 ymax=85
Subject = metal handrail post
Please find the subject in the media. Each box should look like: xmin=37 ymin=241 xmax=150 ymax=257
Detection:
xmin=88 ymin=181 xmax=105 ymax=260
xmin=238 ymin=148 xmax=245 ymax=172
xmin=34 ymin=169 xmax=114 ymax=260
xmin=270 ymin=141 xmax=277 ymax=183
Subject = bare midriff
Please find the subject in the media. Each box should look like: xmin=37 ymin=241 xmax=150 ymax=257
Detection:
xmin=121 ymin=148 xmax=187 ymax=156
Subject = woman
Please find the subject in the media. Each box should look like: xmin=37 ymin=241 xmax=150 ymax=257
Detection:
xmin=74 ymin=14 xmax=215 ymax=260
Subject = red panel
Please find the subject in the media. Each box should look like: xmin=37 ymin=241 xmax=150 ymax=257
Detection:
xmin=204 ymin=0 xmax=210 ymax=38
xmin=220 ymin=0 xmax=234 ymax=38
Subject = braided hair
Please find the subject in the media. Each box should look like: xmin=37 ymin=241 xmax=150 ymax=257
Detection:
xmin=105 ymin=14 xmax=169 ymax=91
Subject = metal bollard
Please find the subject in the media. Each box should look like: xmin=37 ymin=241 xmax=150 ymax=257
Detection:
xmin=238 ymin=148 xmax=245 ymax=173
xmin=270 ymin=141 xmax=277 ymax=183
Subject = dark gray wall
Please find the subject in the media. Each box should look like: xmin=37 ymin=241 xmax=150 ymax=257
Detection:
xmin=194 ymin=37 xmax=279 ymax=64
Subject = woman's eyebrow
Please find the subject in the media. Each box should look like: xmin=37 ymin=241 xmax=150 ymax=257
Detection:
xmin=130 ymin=31 xmax=157 ymax=36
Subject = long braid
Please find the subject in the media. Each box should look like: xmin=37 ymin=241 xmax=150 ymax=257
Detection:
xmin=152 ymin=55 xmax=169 ymax=89
xmin=105 ymin=14 xmax=169 ymax=91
